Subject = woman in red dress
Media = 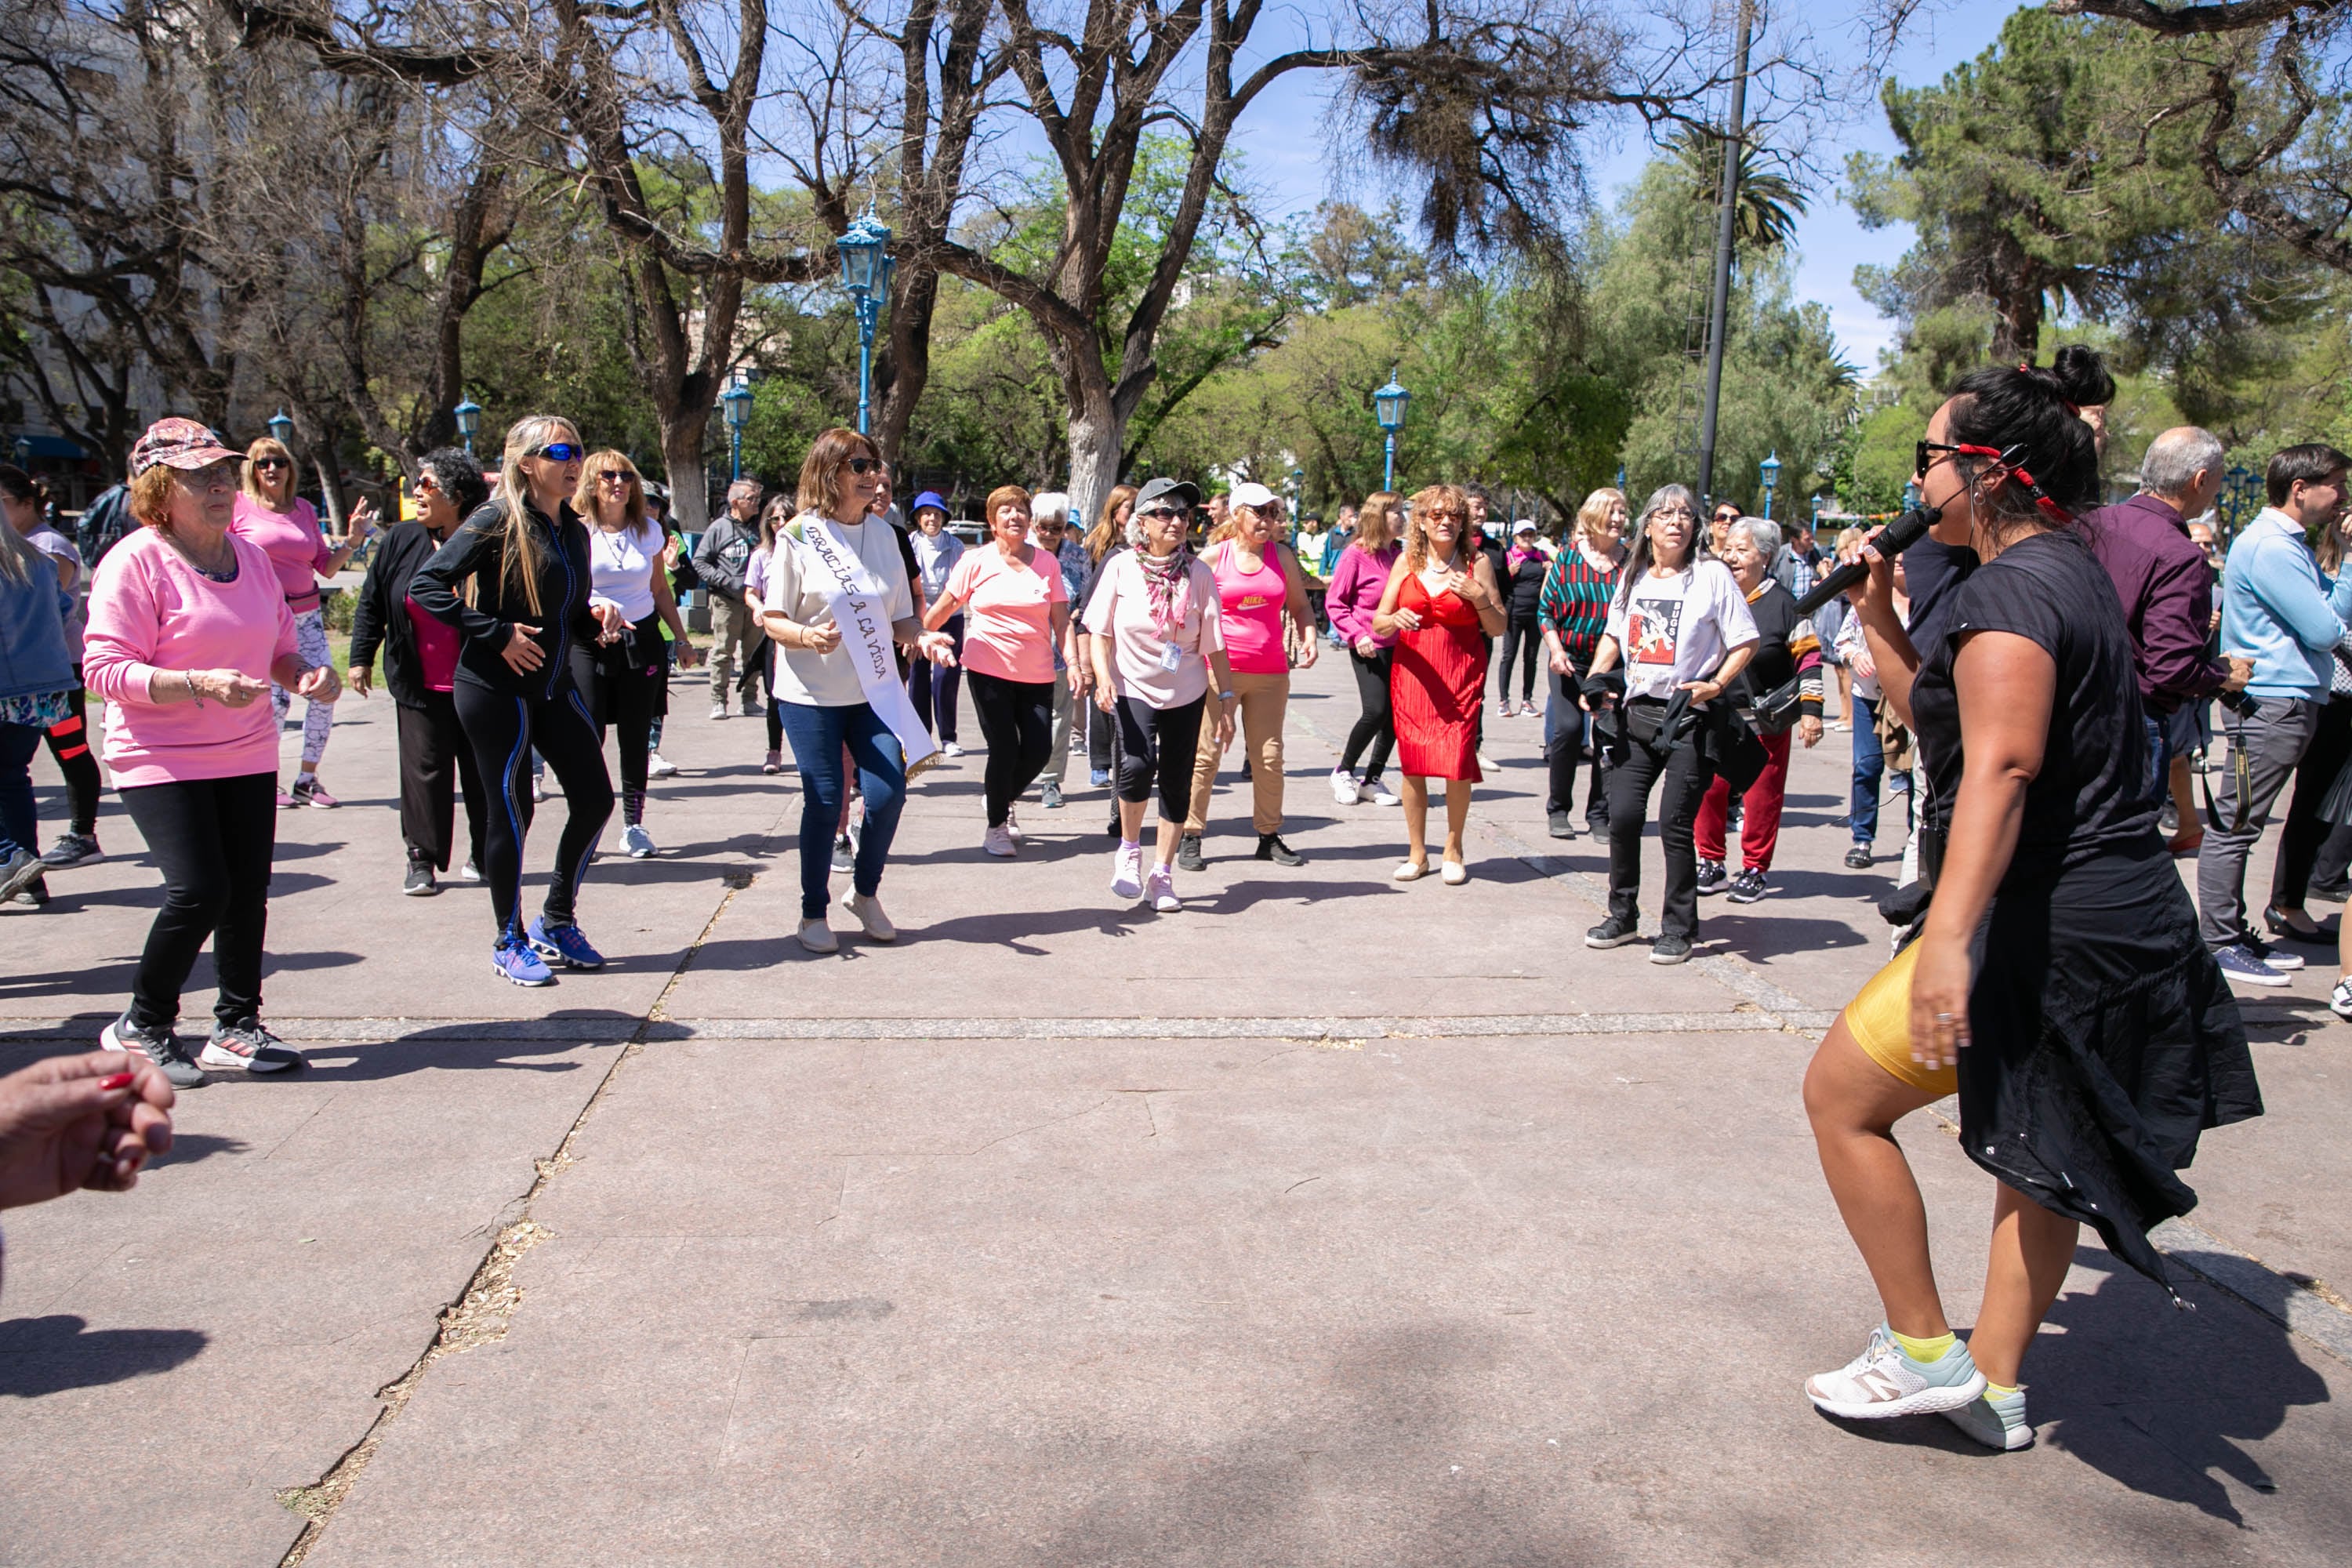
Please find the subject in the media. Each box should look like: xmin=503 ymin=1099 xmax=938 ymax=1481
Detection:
xmin=1374 ymin=484 xmax=1505 ymax=884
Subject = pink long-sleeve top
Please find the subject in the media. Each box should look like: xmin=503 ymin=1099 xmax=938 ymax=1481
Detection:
xmin=82 ymin=527 xmax=299 ymax=787
xmin=1323 ymin=539 xmax=1399 ymax=648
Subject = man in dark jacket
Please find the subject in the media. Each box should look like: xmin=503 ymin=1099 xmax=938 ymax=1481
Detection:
xmin=347 ymin=448 xmax=491 ymax=895
xmin=692 ymin=478 xmax=766 ymax=720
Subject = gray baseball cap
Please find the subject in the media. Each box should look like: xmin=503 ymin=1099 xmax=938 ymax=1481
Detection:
xmin=1134 ymin=476 xmax=1200 ymax=514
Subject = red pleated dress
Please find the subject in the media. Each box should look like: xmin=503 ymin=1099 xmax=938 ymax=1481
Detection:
xmin=1390 ymin=571 xmax=1486 ymax=781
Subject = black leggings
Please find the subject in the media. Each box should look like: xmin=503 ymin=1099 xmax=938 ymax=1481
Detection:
xmin=117 ymin=772 xmax=276 ymax=1032
xmin=1342 ymin=646 xmax=1395 ymax=785
xmin=42 ymin=666 xmax=100 ymax=835
xmin=569 ymin=613 xmax=668 ymax=821
xmin=1114 ymin=693 xmax=1207 ymax=823
xmin=966 ymin=669 xmax=1055 ymax=826
xmin=909 ymin=613 xmax=964 ymax=742
xmin=396 ymin=691 xmax=488 ymax=872
xmin=1499 ymin=613 xmax=1541 ymax=704
xmin=454 ymin=677 xmax=615 ymax=938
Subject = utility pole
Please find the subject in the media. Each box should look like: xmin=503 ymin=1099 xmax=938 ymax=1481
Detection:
xmin=1695 ymin=0 xmax=1755 ymax=512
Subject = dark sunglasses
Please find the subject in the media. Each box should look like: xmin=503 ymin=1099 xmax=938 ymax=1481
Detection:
xmin=593 ymin=470 xmax=636 ymax=486
xmin=1914 ymin=439 xmax=2074 ymax=522
xmin=529 ymin=442 xmax=585 ymax=463
xmin=1138 ymin=506 xmax=1185 ymax=521
xmin=845 ymin=457 xmax=882 ymax=475
xmin=252 ymin=457 xmax=289 ymax=471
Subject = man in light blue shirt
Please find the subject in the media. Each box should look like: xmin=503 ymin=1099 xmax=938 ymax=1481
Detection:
xmin=2198 ymin=443 xmax=2352 ymax=981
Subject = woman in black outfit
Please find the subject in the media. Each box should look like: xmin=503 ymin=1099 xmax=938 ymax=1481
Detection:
xmin=1801 ymin=348 xmax=2259 ymax=1451
xmin=1497 ymin=520 xmax=1549 ymax=716
xmin=348 ymin=448 xmax=491 ymax=895
xmin=410 ymin=416 xmax=615 ymax=986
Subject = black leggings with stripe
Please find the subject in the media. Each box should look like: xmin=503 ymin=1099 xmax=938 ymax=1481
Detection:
xmin=453 ymin=677 xmax=614 ymax=940
xmin=43 ymin=666 xmax=100 ymax=835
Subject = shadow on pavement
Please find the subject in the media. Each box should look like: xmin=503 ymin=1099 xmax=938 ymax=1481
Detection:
xmin=146 ymin=1132 xmax=252 ymax=1169
xmin=0 ymin=1316 xmax=207 ymax=1398
xmin=0 ymin=949 xmax=363 ymax=1006
xmin=296 ymin=1015 xmax=637 ymax=1081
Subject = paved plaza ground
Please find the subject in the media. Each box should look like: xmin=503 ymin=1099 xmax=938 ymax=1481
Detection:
xmin=2 ymin=648 xmax=2349 ymax=1566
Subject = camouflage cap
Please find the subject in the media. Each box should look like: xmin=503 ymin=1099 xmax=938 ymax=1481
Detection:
xmin=129 ymin=417 xmax=241 ymax=477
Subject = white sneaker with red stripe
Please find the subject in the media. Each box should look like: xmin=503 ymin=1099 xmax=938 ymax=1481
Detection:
xmin=1805 ymin=1324 xmax=1986 ymax=1420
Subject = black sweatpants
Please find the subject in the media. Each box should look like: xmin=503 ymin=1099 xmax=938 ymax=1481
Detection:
xmin=1603 ymin=704 xmax=1715 ymax=941
xmin=396 ymin=691 xmax=488 ymax=873
xmin=1341 ymin=646 xmax=1396 ymax=786
xmin=967 ymin=669 xmax=1055 ymax=826
xmin=1499 ymin=612 xmax=1541 ymax=704
xmin=2273 ymin=695 xmax=2352 ymax=910
xmin=117 ymin=771 xmax=276 ymax=1032
xmin=453 ymin=677 xmax=615 ymax=938
xmin=569 ymin=613 xmax=669 ymax=822
xmin=42 ymin=665 xmax=100 ymax=835
xmin=1545 ymin=667 xmax=1608 ymax=821
xmin=1114 ymin=693 xmax=1207 ymax=823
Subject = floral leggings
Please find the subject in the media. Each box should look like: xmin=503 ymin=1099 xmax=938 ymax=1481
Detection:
xmin=270 ymin=606 xmax=336 ymax=767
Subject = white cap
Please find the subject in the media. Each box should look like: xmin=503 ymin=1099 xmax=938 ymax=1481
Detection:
xmin=1229 ymin=481 xmax=1278 ymax=508
xmin=1513 ymin=518 xmax=1537 ymax=535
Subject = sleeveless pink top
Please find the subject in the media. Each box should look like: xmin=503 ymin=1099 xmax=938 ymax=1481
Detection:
xmin=1212 ymin=542 xmax=1287 ymax=675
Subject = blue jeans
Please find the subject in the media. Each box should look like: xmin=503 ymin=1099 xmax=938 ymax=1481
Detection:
xmin=0 ymin=722 xmax=42 ymax=859
xmin=775 ymin=698 xmax=907 ymax=919
xmin=1848 ymin=697 xmax=1911 ymax=845
xmin=2140 ymin=711 xmax=2172 ymax=807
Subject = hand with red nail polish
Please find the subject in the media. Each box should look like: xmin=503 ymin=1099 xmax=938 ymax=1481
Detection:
xmin=0 ymin=1050 xmax=176 ymax=1210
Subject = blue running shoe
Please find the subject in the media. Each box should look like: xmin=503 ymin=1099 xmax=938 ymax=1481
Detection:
xmin=492 ymin=936 xmax=555 ymax=987
xmin=528 ymin=916 xmax=607 ymax=971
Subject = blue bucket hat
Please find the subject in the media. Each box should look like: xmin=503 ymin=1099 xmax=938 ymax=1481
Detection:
xmin=911 ymin=491 xmax=949 ymax=518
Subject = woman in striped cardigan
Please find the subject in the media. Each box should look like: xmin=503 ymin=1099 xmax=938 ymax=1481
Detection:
xmin=1538 ymin=488 xmax=1627 ymax=839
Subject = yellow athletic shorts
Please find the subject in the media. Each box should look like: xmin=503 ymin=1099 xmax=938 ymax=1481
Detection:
xmin=1840 ymin=941 xmax=1959 ymax=1096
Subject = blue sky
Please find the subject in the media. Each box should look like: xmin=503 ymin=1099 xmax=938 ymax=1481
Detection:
xmin=1220 ymin=2 xmax=2016 ymax=374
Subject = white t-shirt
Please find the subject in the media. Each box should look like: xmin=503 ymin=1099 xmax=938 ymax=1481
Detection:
xmin=1604 ymin=559 xmax=1759 ymax=702
xmin=586 ymin=517 xmax=661 ymax=622
xmin=763 ymin=514 xmax=917 ymax=708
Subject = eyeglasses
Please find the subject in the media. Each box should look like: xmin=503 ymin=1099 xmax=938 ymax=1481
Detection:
xmin=528 ymin=443 xmax=585 ymax=463
xmin=1653 ymin=506 xmax=1695 ymax=521
xmin=252 ymin=457 xmax=289 ymax=472
xmin=845 ymin=457 xmax=882 ymax=476
xmin=593 ymin=472 xmax=635 ymax=487
xmin=1914 ymin=439 xmax=2074 ymax=522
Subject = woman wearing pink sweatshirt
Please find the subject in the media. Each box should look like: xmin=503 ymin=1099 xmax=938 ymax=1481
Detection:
xmin=80 ymin=419 xmax=342 ymax=1088
xmin=1322 ymin=491 xmax=1403 ymax=808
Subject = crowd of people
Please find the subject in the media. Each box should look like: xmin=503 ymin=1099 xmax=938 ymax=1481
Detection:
xmin=6 ymin=342 xmax=2343 ymax=1454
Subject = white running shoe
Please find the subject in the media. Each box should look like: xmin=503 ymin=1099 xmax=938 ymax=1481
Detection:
xmin=459 ymin=859 xmax=484 ymax=883
xmin=1805 ymin=1326 xmax=1986 ymax=1420
xmin=1111 ymin=843 xmax=1145 ymax=901
xmin=1944 ymin=1385 xmax=2033 ymax=1450
xmin=797 ymin=917 xmax=837 ymax=954
xmin=1146 ymin=864 xmax=1181 ymax=913
xmin=942 ymin=741 xmax=965 ymax=757
xmin=1005 ymin=808 xmax=1025 ymax=844
xmin=709 ymin=702 xmax=728 ymax=720
xmin=622 ymin=823 xmax=655 ymax=859
xmin=983 ymin=823 xmax=1018 ymax=858
xmin=840 ymin=887 xmax=897 ymax=942
xmin=1330 ymin=768 xmax=1364 ymax=805
xmin=1367 ymin=780 xmax=1401 ymax=806
xmin=648 ymin=751 xmax=678 ymax=778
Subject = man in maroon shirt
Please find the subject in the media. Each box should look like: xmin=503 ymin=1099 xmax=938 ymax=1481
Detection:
xmin=2081 ymin=427 xmax=2252 ymax=846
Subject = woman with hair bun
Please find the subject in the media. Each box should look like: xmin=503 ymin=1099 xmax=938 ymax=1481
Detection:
xmin=1799 ymin=346 xmax=2259 ymax=1454
xmin=409 ymin=416 xmax=616 ymax=986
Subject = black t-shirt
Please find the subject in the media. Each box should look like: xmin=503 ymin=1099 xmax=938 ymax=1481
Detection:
xmin=1911 ymin=529 xmax=2154 ymax=875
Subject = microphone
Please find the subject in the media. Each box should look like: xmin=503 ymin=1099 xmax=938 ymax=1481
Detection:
xmin=1791 ymin=503 xmax=1942 ymax=618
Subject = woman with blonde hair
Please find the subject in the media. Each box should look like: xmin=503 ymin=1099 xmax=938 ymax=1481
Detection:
xmin=411 ymin=415 xmax=615 ymax=986
xmin=572 ymin=451 xmax=699 ymax=859
xmin=759 ymin=428 xmax=957 ymax=952
xmin=1537 ymin=487 xmax=1628 ymax=839
xmin=1371 ymin=483 xmax=1504 ymax=883
xmin=1323 ymin=489 xmax=1404 ymax=807
xmin=229 ymin=434 xmax=376 ymax=807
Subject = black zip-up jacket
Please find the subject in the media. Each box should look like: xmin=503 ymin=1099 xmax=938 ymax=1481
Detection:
xmin=347 ymin=520 xmax=454 ymax=710
xmin=409 ymin=497 xmax=598 ymax=699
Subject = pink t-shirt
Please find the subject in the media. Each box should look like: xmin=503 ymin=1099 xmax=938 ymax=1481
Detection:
xmin=1209 ymin=541 xmax=1288 ymax=675
xmin=82 ymin=528 xmax=300 ymax=787
xmin=946 ymin=545 xmax=1065 ymax=684
xmin=405 ymin=593 xmax=460 ymax=691
xmin=228 ymin=494 xmax=336 ymax=612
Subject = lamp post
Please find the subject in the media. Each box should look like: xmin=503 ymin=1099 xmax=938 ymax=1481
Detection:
xmin=267 ymin=408 xmax=296 ymax=450
xmin=1759 ymin=449 xmax=1780 ymax=521
xmin=453 ymin=397 xmax=482 ymax=457
xmin=836 ymin=209 xmax=895 ymax=437
xmin=1287 ymin=465 xmax=1304 ymax=516
xmin=720 ymin=372 xmax=753 ymax=482
xmin=1902 ymin=479 xmax=1920 ymax=514
xmin=1374 ymin=371 xmax=1410 ymax=492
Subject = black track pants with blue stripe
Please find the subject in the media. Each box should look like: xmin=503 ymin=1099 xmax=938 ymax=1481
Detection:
xmin=453 ymin=675 xmax=615 ymax=940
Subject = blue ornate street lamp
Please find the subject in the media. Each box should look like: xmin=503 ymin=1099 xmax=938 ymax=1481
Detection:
xmin=1759 ymin=449 xmax=1780 ymax=521
xmin=267 ymin=408 xmax=296 ymax=449
xmin=837 ymin=209 xmax=895 ymax=437
xmin=1374 ymin=371 xmax=1410 ymax=492
xmin=720 ymin=372 xmax=754 ymax=481
xmin=453 ymin=397 xmax=482 ymax=456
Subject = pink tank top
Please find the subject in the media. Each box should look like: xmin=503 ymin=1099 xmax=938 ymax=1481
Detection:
xmin=1213 ymin=542 xmax=1287 ymax=675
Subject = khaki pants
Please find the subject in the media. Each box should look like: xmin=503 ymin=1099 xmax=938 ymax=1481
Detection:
xmin=709 ymin=596 xmax=765 ymax=702
xmin=1186 ymin=670 xmax=1287 ymax=834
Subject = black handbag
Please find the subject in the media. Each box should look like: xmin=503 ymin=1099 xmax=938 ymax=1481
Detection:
xmin=1735 ymin=671 xmax=1806 ymax=736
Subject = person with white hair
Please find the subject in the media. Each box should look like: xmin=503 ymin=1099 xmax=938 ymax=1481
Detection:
xmin=1694 ymin=516 xmax=1824 ymax=903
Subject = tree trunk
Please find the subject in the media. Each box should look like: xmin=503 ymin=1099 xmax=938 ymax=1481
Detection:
xmin=1064 ymin=382 xmax=1128 ymax=545
xmin=662 ymin=410 xmax=714 ymax=534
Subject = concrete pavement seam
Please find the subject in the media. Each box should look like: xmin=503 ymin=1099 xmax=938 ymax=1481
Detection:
xmin=2150 ymin=1218 xmax=2352 ymax=1369
xmin=272 ymin=875 xmax=754 ymax=1567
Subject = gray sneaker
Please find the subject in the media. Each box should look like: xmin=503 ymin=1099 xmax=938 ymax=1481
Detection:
xmin=1944 ymin=1384 xmax=2033 ymax=1450
xmin=40 ymin=830 xmax=102 ymax=868
xmin=200 ymin=1017 xmax=303 ymax=1074
xmin=2212 ymin=942 xmax=2291 ymax=989
xmin=103 ymin=1013 xmax=205 ymax=1089
xmin=0 ymin=848 xmax=43 ymax=902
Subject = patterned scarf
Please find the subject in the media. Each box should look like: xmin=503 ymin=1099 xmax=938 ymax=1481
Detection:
xmin=1136 ymin=543 xmax=1195 ymax=630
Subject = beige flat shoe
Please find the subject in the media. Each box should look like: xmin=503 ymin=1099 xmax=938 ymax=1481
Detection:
xmin=1394 ymin=859 xmax=1431 ymax=882
xmin=797 ymin=918 xmax=838 ymax=954
xmin=840 ymin=889 xmax=896 ymax=942
xmin=1441 ymin=859 xmax=1469 ymax=886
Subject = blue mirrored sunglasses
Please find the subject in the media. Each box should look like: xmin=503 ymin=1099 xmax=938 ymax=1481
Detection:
xmin=530 ymin=442 xmax=585 ymax=463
